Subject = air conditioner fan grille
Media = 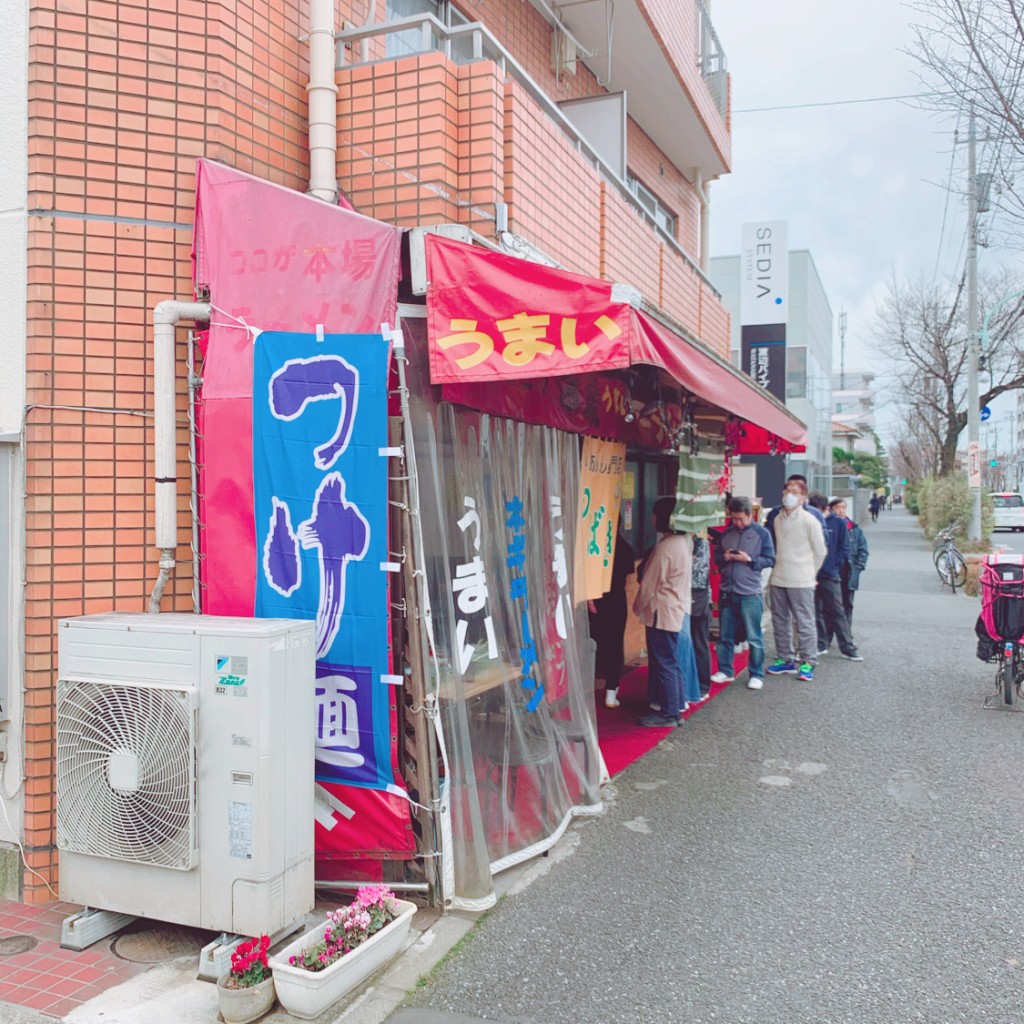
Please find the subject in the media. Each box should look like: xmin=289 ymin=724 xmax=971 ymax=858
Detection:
xmin=57 ymin=678 xmax=196 ymax=870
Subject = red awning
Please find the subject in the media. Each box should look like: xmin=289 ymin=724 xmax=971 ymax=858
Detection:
xmin=630 ymin=310 xmax=807 ymax=452
xmin=424 ymin=234 xmax=807 ymax=453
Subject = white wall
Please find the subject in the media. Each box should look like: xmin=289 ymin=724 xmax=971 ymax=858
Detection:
xmin=0 ymin=0 xmax=27 ymax=438
xmin=0 ymin=0 xmax=28 ymax=846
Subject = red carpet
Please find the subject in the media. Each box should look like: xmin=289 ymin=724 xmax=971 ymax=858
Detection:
xmin=597 ymin=652 xmax=749 ymax=777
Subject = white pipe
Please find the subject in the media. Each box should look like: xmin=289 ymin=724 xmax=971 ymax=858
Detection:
xmin=693 ymin=170 xmax=710 ymax=273
xmin=150 ymin=300 xmax=210 ymax=614
xmin=308 ymin=0 xmax=340 ymax=203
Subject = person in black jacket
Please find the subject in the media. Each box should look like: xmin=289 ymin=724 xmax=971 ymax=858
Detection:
xmin=589 ymin=530 xmax=636 ymax=708
xmin=828 ymin=497 xmax=869 ymax=635
xmin=808 ymin=493 xmax=862 ymax=660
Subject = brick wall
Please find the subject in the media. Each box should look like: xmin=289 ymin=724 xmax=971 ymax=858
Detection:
xmin=23 ymin=0 xmax=317 ymax=903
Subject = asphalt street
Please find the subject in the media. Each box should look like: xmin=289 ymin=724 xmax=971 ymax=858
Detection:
xmin=390 ymin=507 xmax=1024 ymax=1024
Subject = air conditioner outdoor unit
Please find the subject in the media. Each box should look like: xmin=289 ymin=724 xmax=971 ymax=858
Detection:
xmin=56 ymin=613 xmax=316 ymax=941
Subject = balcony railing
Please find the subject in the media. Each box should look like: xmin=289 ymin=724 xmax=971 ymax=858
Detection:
xmin=334 ymin=13 xmax=719 ymax=296
xmin=696 ymin=0 xmax=727 ymax=117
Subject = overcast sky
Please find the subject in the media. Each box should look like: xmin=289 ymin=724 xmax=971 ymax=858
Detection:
xmin=708 ymin=0 xmax=989 ymax=435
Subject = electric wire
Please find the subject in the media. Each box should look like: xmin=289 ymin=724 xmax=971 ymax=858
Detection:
xmin=733 ymin=91 xmax=939 ymax=114
xmin=0 ymin=772 xmax=59 ymax=899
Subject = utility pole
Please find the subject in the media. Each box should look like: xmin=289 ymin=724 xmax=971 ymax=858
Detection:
xmin=838 ymin=308 xmax=847 ymax=391
xmin=967 ymin=106 xmax=982 ymax=541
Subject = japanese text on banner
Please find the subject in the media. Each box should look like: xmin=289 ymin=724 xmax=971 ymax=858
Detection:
xmin=575 ymin=437 xmax=627 ymax=601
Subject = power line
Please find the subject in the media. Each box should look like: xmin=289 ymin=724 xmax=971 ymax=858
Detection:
xmin=734 ymin=92 xmax=937 ymax=114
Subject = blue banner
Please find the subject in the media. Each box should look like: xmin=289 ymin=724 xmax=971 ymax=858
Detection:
xmin=253 ymin=331 xmax=391 ymax=790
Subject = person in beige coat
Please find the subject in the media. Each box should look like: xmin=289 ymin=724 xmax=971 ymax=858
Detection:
xmin=765 ymin=479 xmax=827 ymax=682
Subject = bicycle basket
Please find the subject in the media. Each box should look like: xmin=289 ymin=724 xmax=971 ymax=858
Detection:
xmin=979 ymin=554 xmax=1024 ymax=642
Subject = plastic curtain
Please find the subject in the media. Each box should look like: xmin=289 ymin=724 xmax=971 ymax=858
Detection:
xmin=404 ymin=318 xmax=600 ymax=907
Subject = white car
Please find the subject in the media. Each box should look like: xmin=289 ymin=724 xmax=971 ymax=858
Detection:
xmin=990 ymin=492 xmax=1024 ymax=532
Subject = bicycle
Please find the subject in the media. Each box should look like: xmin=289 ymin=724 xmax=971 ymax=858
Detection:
xmin=933 ymin=523 xmax=967 ymax=591
xmin=977 ymin=555 xmax=1024 ymax=708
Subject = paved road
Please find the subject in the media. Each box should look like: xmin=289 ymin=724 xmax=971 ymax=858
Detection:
xmin=391 ymin=507 xmax=1024 ymax=1024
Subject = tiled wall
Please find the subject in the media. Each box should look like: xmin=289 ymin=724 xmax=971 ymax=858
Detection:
xmin=22 ymin=0 xmax=317 ymax=903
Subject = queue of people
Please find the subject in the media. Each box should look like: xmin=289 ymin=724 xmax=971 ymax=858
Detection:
xmin=591 ymin=477 xmax=871 ymax=721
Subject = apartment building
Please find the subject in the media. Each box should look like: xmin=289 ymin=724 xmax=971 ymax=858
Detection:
xmin=0 ymin=0 xmax=738 ymax=903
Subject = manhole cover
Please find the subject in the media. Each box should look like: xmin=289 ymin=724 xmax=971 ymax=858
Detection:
xmin=112 ymin=924 xmax=210 ymax=963
xmin=0 ymin=935 xmax=38 ymax=956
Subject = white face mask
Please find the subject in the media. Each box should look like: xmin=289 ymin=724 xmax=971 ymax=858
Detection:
xmin=782 ymin=492 xmax=800 ymax=510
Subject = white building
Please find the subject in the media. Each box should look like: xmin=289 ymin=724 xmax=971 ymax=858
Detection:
xmin=832 ymin=370 xmax=878 ymax=455
xmin=710 ymin=248 xmax=833 ymax=496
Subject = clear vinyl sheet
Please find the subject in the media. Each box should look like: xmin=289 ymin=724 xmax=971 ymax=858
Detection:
xmin=404 ymin=319 xmax=599 ymax=906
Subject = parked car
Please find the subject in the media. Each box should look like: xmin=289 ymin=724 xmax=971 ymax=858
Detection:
xmin=990 ymin=492 xmax=1024 ymax=532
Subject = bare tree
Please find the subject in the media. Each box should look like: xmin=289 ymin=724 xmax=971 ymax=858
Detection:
xmin=872 ymin=268 xmax=1024 ymax=474
xmin=908 ymin=0 xmax=1024 ymax=244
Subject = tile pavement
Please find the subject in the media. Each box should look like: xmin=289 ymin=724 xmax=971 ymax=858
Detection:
xmin=0 ymin=900 xmax=150 ymax=1019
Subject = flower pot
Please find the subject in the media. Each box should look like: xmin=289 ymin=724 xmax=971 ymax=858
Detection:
xmin=269 ymin=899 xmax=417 ymax=1020
xmin=216 ymin=973 xmax=275 ymax=1024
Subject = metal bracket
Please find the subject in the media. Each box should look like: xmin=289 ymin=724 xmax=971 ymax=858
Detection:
xmin=197 ymin=917 xmax=307 ymax=982
xmin=60 ymin=908 xmax=137 ymax=950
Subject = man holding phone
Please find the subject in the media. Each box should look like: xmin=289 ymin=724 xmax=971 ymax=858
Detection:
xmin=712 ymin=495 xmax=775 ymax=690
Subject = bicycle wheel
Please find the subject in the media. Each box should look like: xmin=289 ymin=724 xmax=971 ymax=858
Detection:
xmin=950 ymin=550 xmax=967 ymax=590
xmin=1004 ymin=647 xmax=1016 ymax=706
xmin=935 ymin=547 xmax=952 ymax=586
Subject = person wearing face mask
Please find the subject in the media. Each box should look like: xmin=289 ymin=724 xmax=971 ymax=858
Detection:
xmin=765 ymin=479 xmax=827 ymax=682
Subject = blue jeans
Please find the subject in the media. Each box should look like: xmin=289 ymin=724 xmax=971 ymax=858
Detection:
xmin=716 ymin=592 xmax=765 ymax=680
xmin=677 ymin=614 xmax=701 ymax=704
xmin=645 ymin=626 xmax=683 ymax=718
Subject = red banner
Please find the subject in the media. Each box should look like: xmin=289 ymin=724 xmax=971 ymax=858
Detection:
xmin=426 ymin=234 xmax=632 ymax=383
xmin=192 ymin=160 xmax=414 ymax=860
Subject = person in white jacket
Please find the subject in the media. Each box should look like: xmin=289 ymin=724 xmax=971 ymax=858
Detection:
xmin=765 ymin=479 xmax=827 ymax=682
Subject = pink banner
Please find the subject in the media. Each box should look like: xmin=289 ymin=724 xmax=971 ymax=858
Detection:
xmin=194 ymin=159 xmax=402 ymax=613
xmin=192 ymin=160 xmax=412 ymax=859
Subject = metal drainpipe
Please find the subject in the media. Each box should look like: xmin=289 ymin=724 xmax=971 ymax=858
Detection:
xmin=694 ymin=171 xmax=710 ymax=274
xmin=149 ymin=300 xmax=211 ymax=614
xmin=307 ymin=0 xmax=339 ymax=203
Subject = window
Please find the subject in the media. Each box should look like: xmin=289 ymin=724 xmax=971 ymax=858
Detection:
xmin=385 ymin=0 xmax=474 ymax=62
xmin=993 ymin=494 xmax=1023 ymax=508
xmin=786 ymin=346 xmax=807 ymax=399
xmin=626 ymin=174 xmax=677 ymax=237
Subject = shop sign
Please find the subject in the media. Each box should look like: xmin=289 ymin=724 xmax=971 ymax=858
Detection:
xmin=426 ymin=234 xmax=631 ymax=383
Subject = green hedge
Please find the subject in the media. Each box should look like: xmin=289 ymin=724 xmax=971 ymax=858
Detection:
xmin=912 ymin=475 xmax=992 ymax=545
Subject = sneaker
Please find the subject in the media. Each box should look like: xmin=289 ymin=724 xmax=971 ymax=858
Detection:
xmin=746 ymin=676 xmax=764 ymax=690
xmin=698 ymin=691 xmax=711 ymax=702
xmin=604 ymin=688 xmax=620 ymax=708
xmin=648 ymin=703 xmax=662 ymax=712
xmin=815 ymin=648 xmax=829 ymax=657
xmin=797 ymin=662 xmax=815 ymax=682
xmin=766 ymin=658 xmax=797 ymax=676
xmin=710 ymin=671 xmax=734 ymax=684
xmin=841 ymin=651 xmax=864 ymax=662
xmin=637 ymin=711 xmax=682 ymax=728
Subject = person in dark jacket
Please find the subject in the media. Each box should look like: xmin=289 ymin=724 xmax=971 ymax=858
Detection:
xmin=828 ymin=497 xmax=869 ymax=633
xmin=807 ymin=493 xmax=862 ymax=660
xmin=689 ymin=534 xmax=712 ymax=700
xmin=712 ymin=495 xmax=775 ymax=690
xmin=589 ymin=530 xmax=636 ymax=708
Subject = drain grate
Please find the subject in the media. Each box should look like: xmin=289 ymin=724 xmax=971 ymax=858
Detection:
xmin=112 ymin=924 xmax=210 ymax=964
xmin=0 ymin=935 xmax=38 ymax=956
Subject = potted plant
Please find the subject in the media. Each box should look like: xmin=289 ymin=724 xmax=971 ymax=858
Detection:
xmin=216 ymin=934 xmax=275 ymax=1024
xmin=269 ymin=884 xmax=417 ymax=1020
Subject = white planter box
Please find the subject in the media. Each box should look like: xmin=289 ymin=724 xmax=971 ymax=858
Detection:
xmin=269 ymin=899 xmax=417 ymax=1020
